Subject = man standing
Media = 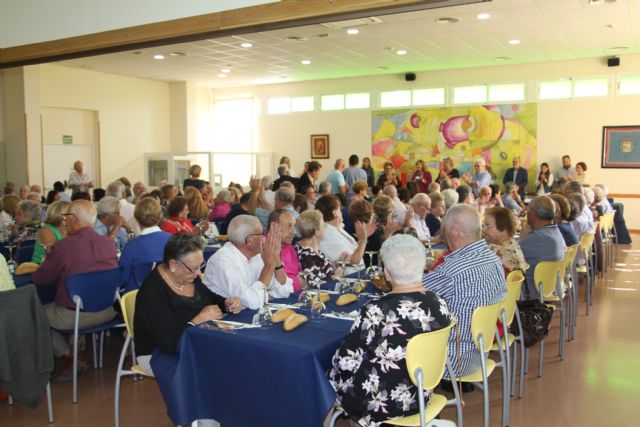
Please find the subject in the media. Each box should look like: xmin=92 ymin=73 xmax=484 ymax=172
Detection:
xmin=342 ymin=155 xmax=367 ymax=194
xmin=326 ymin=159 xmax=347 ymax=194
xmin=423 ymin=204 xmax=506 ymax=377
xmin=68 ymin=161 xmax=94 ymax=195
xmin=503 ymin=157 xmax=528 ymax=200
xmin=272 ymin=164 xmax=298 ymax=191
xmin=555 ymin=155 xmax=577 ymax=188
xmin=32 ymin=200 xmax=117 ymax=380
xmin=203 ymin=215 xmax=293 ymax=309
xmin=463 ymin=159 xmax=492 ymax=198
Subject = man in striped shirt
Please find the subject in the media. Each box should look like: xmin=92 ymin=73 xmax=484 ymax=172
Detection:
xmin=423 ymin=204 xmax=506 ymax=377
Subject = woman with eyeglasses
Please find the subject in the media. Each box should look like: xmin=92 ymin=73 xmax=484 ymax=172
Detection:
xmin=482 ymin=207 xmax=529 ymax=275
xmin=376 ymin=161 xmax=401 ymax=189
xmin=134 ymin=233 xmax=242 ymax=376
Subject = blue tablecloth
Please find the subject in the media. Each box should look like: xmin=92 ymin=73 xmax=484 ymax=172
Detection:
xmin=151 ymin=281 xmax=375 ymax=427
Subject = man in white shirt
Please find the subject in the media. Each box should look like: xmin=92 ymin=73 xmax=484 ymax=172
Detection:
xmin=383 ymin=185 xmax=407 ymax=224
xmin=409 ymin=193 xmax=431 ymax=242
xmin=68 ymin=160 xmax=94 ymax=195
xmin=463 ymin=158 xmax=492 ymax=198
xmin=203 ymin=215 xmax=293 ymax=310
xmin=106 ymin=180 xmax=135 ymax=223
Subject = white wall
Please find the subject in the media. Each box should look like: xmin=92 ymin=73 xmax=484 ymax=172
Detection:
xmin=211 ymin=54 xmax=640 ymax=229
xmin=38 ymin=64 xmax=171 ymax=186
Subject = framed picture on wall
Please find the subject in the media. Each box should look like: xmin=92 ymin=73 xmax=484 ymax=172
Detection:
xmin=602 ymin=125 xmax=640 ymax=168
xmin=311 ymin=134 xmax=330 ymax=159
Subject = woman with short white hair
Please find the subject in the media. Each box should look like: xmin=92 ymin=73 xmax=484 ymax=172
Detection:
xmin=329 ymin=234 xmax=452 ymax=427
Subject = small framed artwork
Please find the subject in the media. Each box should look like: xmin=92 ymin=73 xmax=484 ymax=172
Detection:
xmin=602 ymin=125 xmax=640 ymax=168
xmin=310 ymin=134 xmax=330 ymax=159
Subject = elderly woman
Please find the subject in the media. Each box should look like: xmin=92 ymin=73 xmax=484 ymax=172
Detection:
xmin=94 ymin=196 xmax=130 ymax=251
xmin=295 ymin=210 xmax=344 ymax=287
xmin=549 ymin=193 xmax=579 ymax=247
xmin=161 ymin=196 xmax=198 ymax=235
xmin=350 ymin=180 xmax=369 ymax=204
xmin=31 ymin=201 xmax=70 ymax=264
xmin=410 ymin=159 xmax=433 ymax=194
xmin=409 ymin=193 xmax=431 ymax=242
xmin=119 ymin=197 xmax=172 ymax=290
xmin=376 ymin=161 xmax=401 ymax=188
xmin=426 ymin=192 xmax=445 ymax=236
xmin=441 ymin=188 xmax=458 ymax=211
xmin=134 ymin=234 xmax=242 ymax=376
xmin=436 ymin=157 xmax=461 ymax=183
xmin=329 ymin=234 xmax=452 ymax=426
xmin=483 ymin=207 xmax=529 ymax=274
xmin=8 ymin=200 xmax=42 ymax=247
xmin=208 ymin=190 xmax=232 ymax=221
xmin=316 ymin=195 xmax=368 ymax=273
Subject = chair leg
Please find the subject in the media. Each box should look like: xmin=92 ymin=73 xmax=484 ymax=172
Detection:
xmin=446 ymin=358 xmax=464 ymax=427
xmin=518 ymin=337 xmax=525 ymax=399
xmin=511 ymin=342 xmax=517 ymax=398
xmin=328 ymin=409 xmax=344 ymax=427
xmin=538 ymin=339 xmax=544 ymax=378
xmin=7 ymin=395 xmax=13 ymax=405
xmin=73 ymin=309 xmax=80 ymax=404
xmin=92 ymin=333 xmax=98 ymax=369
xmin=524 ymin=347 xmax=529 ymax=375
xmin=115 ymin=335 xmax=131 ymax=427
xmin=100 ymin=331 xmax=105 ymax=369
xmin=496 ymin=330 xmax=509 ymax=427
xmin=559 ymin=306 xmax=565 ymax=360
xmin=46 ymin=382 xmax=54 ymax=423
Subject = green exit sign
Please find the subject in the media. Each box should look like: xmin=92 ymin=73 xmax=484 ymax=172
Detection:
xmin=62 ymin=135 xmax=73 ymax=144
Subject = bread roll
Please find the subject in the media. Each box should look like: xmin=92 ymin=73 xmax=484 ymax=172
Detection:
xmin=283 ymin=313 xmax=308 ymax=331
xmin=336 ymin=293 xmax=358 ymax=306
xmin=14 ymin=262 xmax=39 ymax=275
xmin=272 ymin=308 xmax=295 ymax=323
xmin=311 ymin=293 xmax=331 ymax=305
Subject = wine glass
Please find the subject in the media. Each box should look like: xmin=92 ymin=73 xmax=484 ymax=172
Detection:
xmin=365 ymin=251 xmax=381 ymax=277
xmin=253 ymin=286 xmax=272 ymax=326
xmin=424 ymin=238 xmax=436 ymax=270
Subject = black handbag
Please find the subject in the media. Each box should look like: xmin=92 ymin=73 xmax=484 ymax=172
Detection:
xmin=511 ymin=299 xmax=554 ymax=348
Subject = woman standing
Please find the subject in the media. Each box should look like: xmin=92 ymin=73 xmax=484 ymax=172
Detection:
xmin=183 ymin=164 xmax=206 ymax=191
xmin=536 ymin=162 xmax=554 ymax=195
xmin=410 ymin=159 xmax=433 ymax=194
xmin=361 ymin=157 xmax=375 ymax=188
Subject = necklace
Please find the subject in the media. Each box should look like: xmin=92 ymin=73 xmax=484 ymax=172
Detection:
xmin=160 ymin=265 xmax=186 ymax=292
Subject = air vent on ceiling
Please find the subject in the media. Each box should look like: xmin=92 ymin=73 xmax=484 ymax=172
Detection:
xmin=588 ymin=0 xmax=616 ymax=4
xmin=321 ymin=17 xmax=383 ymax=30
xmin=283 ymin=36 xmax=308 ymax=42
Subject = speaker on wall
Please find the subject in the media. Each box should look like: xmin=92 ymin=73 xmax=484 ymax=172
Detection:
xmin=607 ymin=57 xmax=620 ymax=67
xmin=405 ymin=72 xmax=416 ymax=81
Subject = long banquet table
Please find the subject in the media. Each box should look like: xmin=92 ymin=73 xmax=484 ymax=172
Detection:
xmin=151 ymin=280 xmax=376 ymax=427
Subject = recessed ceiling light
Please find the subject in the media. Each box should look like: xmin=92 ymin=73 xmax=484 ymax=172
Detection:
xmin=508 ymin=39 xmax=521 ymax=45
xmin=477 ymin=13 xmax=491 ymax=20
xmin=301 ymin=60 xmax=311 ymax=65
xmin=153 ymin=54 xmax=165 ymax=60
xmin=221 ymin=68 xmax=231 ymax=73
xmin=217 ymin=74 xmax=227 ymax=78
xmin=169 ymin=52 xmax=187 ymax=57
xmin=396 ymin=50 xmax=408 ymax=56
xmin=240 ymin=42 xmax=253 ymax=48
xmin=435 ymin=17 xmax=460 ymax=24
xmin=608 ymin=46 xmax=629 ymax=52
xmin=346 ymin=28 xmax=359 ymax=35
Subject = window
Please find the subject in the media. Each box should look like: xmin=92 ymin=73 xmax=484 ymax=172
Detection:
xmin=267 ymin=97 xmax=291 ymax=114
xmin=488 ymin=83 xmax=525 ymax=102
xmin=291 ymin=96 xmax=315 ymax=112
xmin=380 ymin=90 xmax=411 ymax=108
xmin=573 ymin=78 xmax=609 ymax=98
xmin=412 ymin=88 xmax=445 ymax=106
xmin=453 ymin=85 xmax=487 ymax=104
xmin=345 ymin=93 xmax=370 ymax=109
xmin=212 ymin=98 xmax=255 ymax=152
xmin=539 ymin=80 xmax=572 ymax=100
xmin=619 ymin=75 xmax=640 ymax=96
xmin=321 ymin=94 xmax=345 ymax=111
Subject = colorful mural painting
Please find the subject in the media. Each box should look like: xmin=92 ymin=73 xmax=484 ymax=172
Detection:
xmin=371 ymin=103 xmax=537 ymax=191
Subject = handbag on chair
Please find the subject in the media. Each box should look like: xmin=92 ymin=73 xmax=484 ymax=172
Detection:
xmin=511 ymin=299 xmax=554 ymax=348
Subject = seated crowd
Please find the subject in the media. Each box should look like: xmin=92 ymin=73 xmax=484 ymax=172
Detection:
xmin=0 ymin=152 xmax=612 ymax=423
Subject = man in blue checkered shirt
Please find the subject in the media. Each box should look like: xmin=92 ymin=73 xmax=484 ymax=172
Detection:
xmin=423 ymin=204 xmax=506 ymax=377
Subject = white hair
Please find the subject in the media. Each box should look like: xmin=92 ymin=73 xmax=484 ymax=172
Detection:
xmin=583 ymin=187 xmax=595 ymax=205
xmin=382 ymin=185 xmax=398 ymax=199
xmin=262 ymin=175 xmax=273 ymax=190
xmin=409 ymin=193 xmax=431 ymax=209
xmin=97 ymin=196 xmax=119 ymax=217
xmin=70 ymin=201 xmax=97 ymax=225
xmin=591 ymin=185 xmax=605 ymax=202
xmin=475 ymin=158 xmax=486 ymax=166
xmin=594 ymin=184 xmax=609 ymax=196
xmin=443 ymin=204 xmax=481 ymax=239
xmin=217 ymin=190 xmax=231 ymax=203
xmin=441 ymin=189 xmax=459 ymax=209
xmin=380 ymin=234 xmax=426 ymax=286
xmin=106 ymin=181 xmax=126 ymax=200
xmin=228 ymin=215 xmax=262 ymax=245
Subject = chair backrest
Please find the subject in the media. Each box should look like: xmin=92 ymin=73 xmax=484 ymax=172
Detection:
xmin=406 ymin=322 xmax=456 ymax=390
xmin=503 ymin=272 xmax=524 ymax=325
xmin=533 ymin=260 xmax=563 ymax=299
xmin=119 ymin=290 xmax=138 ymax=338
xmin=132 ymin=262 xmax=155 ymax=289
xmin=15 ymin=244 xmax=36 ymax=264
xmin=471 ymin=302 xmax=503 ymax=354
xmin=600 ymin=213 xmax=614 ymax=235
xmin=66 ymin=267 xmax=122 ymax=312
xmin=579 ymin=232 xmax=596 ymax=253
xmin=562 ymin=244 xmax=580 ymax=275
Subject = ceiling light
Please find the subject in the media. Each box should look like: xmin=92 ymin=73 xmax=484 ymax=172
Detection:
xmin=240 ymin=42 xmax=253 ymax=48
xmin=217 ymin=74 xmax=227 ymax=78
xmin=153 ymin=54 xmax=165 ymax=60
xmin=435 ymin=17 xmax=460 ymax=24
xmin=396 ymin=50 xmax=408 ymax=56
xmin=477 ymin=13 xmax=491 ymax=20
xmin=346 ymin=28 xmax=359 ymax=35
xmin=508 ymin=39 xmax=521 ymax=45
xmin=221 ymin=68 xmax=231 ymax=73
xmin=301 ymin=60 xmax=311 ymax=65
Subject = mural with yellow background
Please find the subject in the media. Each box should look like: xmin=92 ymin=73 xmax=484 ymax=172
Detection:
xmin=371 ymin=103 xmax=537 ymax=191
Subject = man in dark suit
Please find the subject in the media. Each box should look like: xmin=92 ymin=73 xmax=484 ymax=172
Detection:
xmin=272 ymin=164 xmax=298 ymax=191
xmin=503 ymin=156 xmax=528 ymax=200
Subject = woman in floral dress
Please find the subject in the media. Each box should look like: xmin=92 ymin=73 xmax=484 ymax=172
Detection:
xmin=329 ymin=235 xmax=451 ymax=426
xmin=483 ymin=207 xmax=529 ymax=274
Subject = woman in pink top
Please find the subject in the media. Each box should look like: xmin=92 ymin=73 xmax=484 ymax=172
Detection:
xmin=208 ymin=190 xmax=232 ymax=221
xmin=410 ymin=160 xmax=432 ymax=194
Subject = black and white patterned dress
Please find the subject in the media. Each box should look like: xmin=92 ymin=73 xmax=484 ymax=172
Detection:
xmin=328 ymin=291 xmax=451 ymax=427
xmin=295 ymin=243 xmax=335 ymax=288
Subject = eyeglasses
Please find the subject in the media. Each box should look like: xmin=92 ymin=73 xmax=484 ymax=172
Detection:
xmin=61 ymin=212 xmax=76 ymax=225
xmin=178 ymin=259 xmax=206 ymax=274
xmin=482 ymin=223 xmax=496 ymax=230
xmin=244 ymin=232 xmax=263 ymax=244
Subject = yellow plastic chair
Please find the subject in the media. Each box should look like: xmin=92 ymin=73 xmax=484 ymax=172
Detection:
xmin=561 ymin=245 xmax=580 ymax=340
xmin=577 ymin=231 xmax=596 ymax=315
xmin=532 ymin=260 xmax=564 ymax=378
xmin=599 ymin=213 xmax=615 ymax=272
xmin=328 ymin=322 xmax=459 ymax=427
xmin=448 ymin=302 xmax=505 ymax=427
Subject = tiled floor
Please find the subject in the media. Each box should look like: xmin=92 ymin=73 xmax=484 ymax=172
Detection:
xmin=2 ymin=241 xmax=639 ymax=427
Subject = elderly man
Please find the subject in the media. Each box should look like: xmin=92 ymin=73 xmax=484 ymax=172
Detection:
xmin=318 ymin=181 xmax=332 ymax=198
xmin=94 ymin=196 xmax=130 ymax=251
xmin=68 ymin=160 xmax=94 ymax=195
xmin=18 ymin=185 xmax=30 ymax=200
xmin=127 ymin=181 xmax=147 ymax=203
xmin=409 ymin=193 xmax=431 ymax=242
xmin=503 ymin=157 xmax=528 ymax=200
xmin=272 ymin=164 xmax=298 ymax=191
xmin=203 ymin=215 xmax=293 ymax=309
xmin=423 ymin=204 xmax=506 ymax=377
xmin=519 ymin=196 xmax=566 ymax=299
xmin=30 ymin=184 xmax=46 ymax=203
xmin=267 ymin=209 xmax=301 ymax=291
xmin=249 ymin=177 xmax=298 ymax=230
xmin=303 ymin=185 xmax=317 ymax=210
xmin=555 ymin=155 xmax=577 ymax=188
xmin=383 ymin=184 xmax=407 ymax=224
xmin=463 ymin=158 xmax=492 ymax=198
xmin=32 ymin=200 xmax=117 ymax=379
xmin=106 ymin=180 xmax=135 ymax=223
xmin=502 ymin=182 xmax=525 ymax=215
xmin=327 ymin=159 xmax=347 ymax=194
xmin=343 ymin=154 xmax=367 ymax=193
